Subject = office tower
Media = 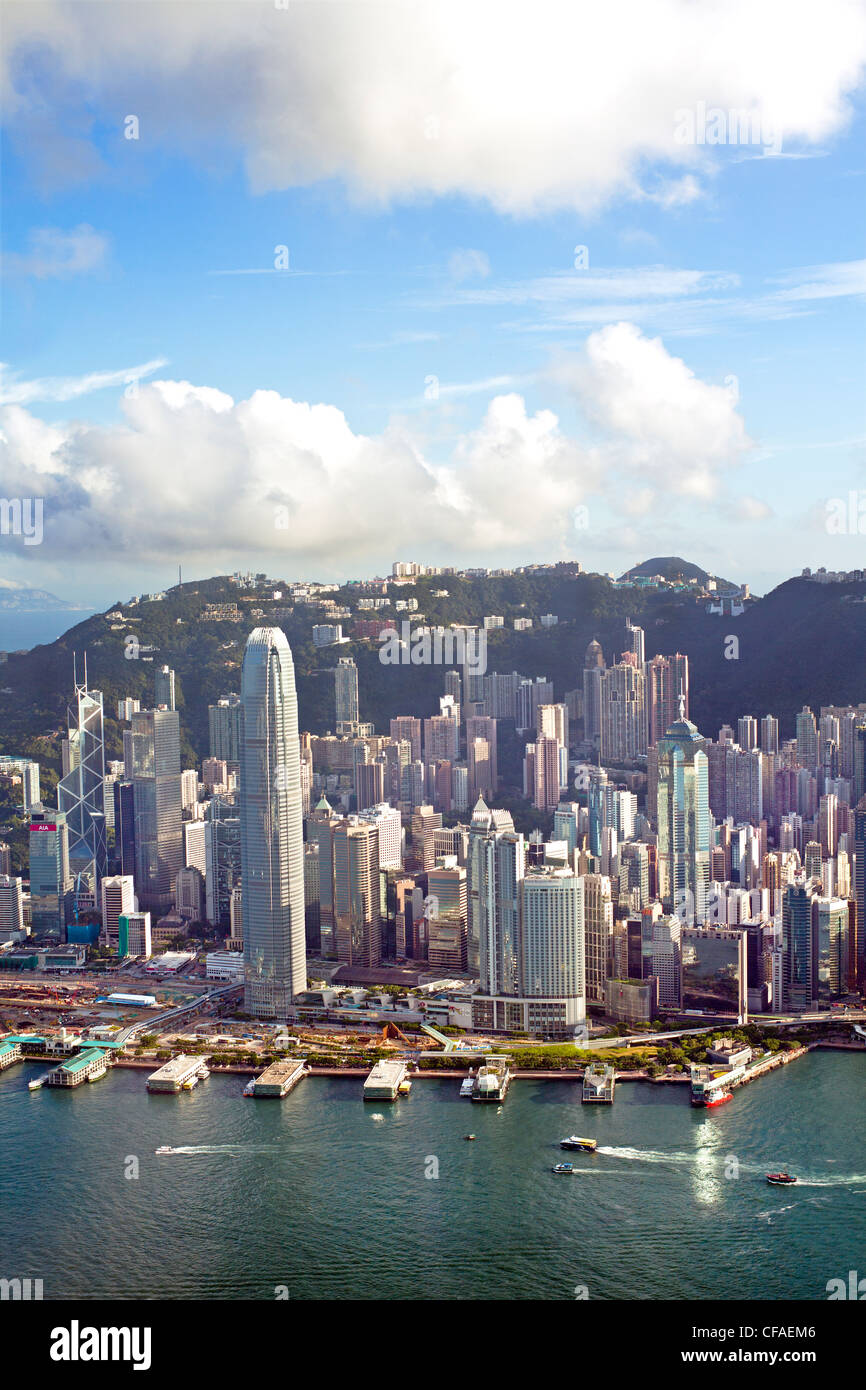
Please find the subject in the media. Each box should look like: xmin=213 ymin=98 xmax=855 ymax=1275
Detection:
xmin=334 ymin=657 xmax=359 ymax=729
xmin=303 ymin=842 xmax=321 ymax=953
xmin=618 ymin=840 xmax=650 ymax=912
xmin=583 ymin=639 xmax=605 ymax=743
xmin=175 ymin=865 xmax=204 ymax=921
xmin=116 ymin=697 xmax=140 ymax=721
xmin=583 ymin=872 xmax=613 ymax=1004
xmin=734 ymin=748 xmax=763 ymax=824
xmin=760 ymin=714 xmax=779 ymax=755
xmin=737 ymin=715 xmax=758 ymax=750
xmin=155 ymin=664 xmax=176 ymax=710
xmin=796 ymin=706 xmax=818 ymax=769
xmin=466 ymin=715 xmax=498 ymax=792
xmin=389 ymin=716 xmax=422 ymax=763
xmin=681 ymin=926 xmax=746 ymax=1019
xmin=357 ymin=802 xmax=402 ymax=870
xmin=600 ymin=660 xmax=646 ymax=762
xmin=332 ymin=816 xmax=380 ymax=966
xmin=804 ymin=840 xmax=823 ymax=882
xmin=468 ymin=738 xmax=493 ymax=804
xmin=783 ymin=880 xmax=819 ymax=1010
xmin=229 ymin=886 xmax=243 ymax=948
xmin=0 ymin=844 xmax=11 ymax=876
xmin=853 ymin=723 xmax=866 ymax=806
xmin=451 ymin=765 xmax=469 ymax=812
xmin=625 ymin=619 xmax=645 ymax=667
xmin=112 ymin=781 xmax=136 ymax=878
xmin=100 ymin=874 xmax=136 ymax=950
xmin=854 ymin=796 xmax=866 ymax=986
xmin=29 ymin=806 xmax=72 ymax=938
xmin=309 ymin=795 xmax=339 ymax=957
xmin=468 ymin=798 xmax=523 ymax=984
xmin=513 ymin=868 xmax=585 ymax=1034
xmin=240 ymin=627 xmax=307 ymax=1016
xmin=645 ymin=653 xmax=689 ymax=748
xmin=426 ymin=857 xmax=468 ymax=969
xmin=0 ymin=875 xmax=24 ymax=941
xmin=129 ymin=708 xmax=183 ymax=915
xmin=184 ymin=819 xmax=207 ymax=873
xmin=648 ymin=915 xmax=682 ymax=1007
xmin=57 ymin=671 xmax=107 ymax=889
xmin=0 ymin=756 xmax=41 ymax=811
xmin=209 ymin=693 xmax=243 ymax=765
xmin=203 ymin=801 xmax=241 ymax=928
xmin=429 ymin=757 xmax=453 ymax=813
xmin=423 ymin=712 xmax=460 ymax=764
xmin=553 ymin=802 xmax=581 ymax=857
xmin=202 ymin=757 xmax=228 ymax=793
xmin=815 ymin=896 xmax=849 ymax=1001
xmin=118 ymin=910 xmax=152 ymax=959
xmin=656 ymin=710 xmax=711 ymax=924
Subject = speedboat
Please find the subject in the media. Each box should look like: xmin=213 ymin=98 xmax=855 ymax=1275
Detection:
xmin=552 ymin=1162 xmax=575 ymax=1175
xmin=242 ymin=1078 xmax=256 ymax=1097
xmin=463 ymin=1134 xmax=476 ymax=1141
xmin=766 ymin=1172 xmax=797 ymax=1185
xmin=560 ymin=1136 xmax=597 ymax=1152
xmin=155 ymin=1145 xmax=175 ymax=1156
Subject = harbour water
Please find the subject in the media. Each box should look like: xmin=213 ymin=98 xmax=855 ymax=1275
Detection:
xmin=1 ymin=1050 xmax=862 ymax=1301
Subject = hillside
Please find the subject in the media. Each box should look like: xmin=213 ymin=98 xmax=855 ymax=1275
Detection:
xmin=619 ymin=555 xmax=739 ymax=591
xmin=0 ymin=568 xmax=864 ymax=781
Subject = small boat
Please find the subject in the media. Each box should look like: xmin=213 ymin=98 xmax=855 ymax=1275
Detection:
xmin=459 ymin=1074 xmax=475 ymax=1097
xmin=560 ymin=1135 xmax=597 ymax=1152
xmin=552 ymin=1162 xmax=575 ymax=1175
xmin=463 ymin=1134 xmax=476 ymax=1141
xmin=398 ymin=1079 xmax=412 ymax=1095
xmin=155 ymin=1146 xmax=175 ymax=1156
xmin=242 ymin=1078 xmax=256 ymax=1097
xmin=705 ymin=1090 xmax=732 ymax=1108
xmin=766 ymin=1172 xmax=797 ymax=1186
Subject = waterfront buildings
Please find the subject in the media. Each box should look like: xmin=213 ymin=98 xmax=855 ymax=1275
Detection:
xmin=240 ymin=627 xmax=307 ymax=1017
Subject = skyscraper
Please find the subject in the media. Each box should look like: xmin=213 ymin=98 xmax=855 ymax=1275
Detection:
xmin=656 ymin=710 xmax=711 ymax=924
xmin=468 ymin=797 xmax=523 ymax=986
xmin=240 ymin=627 xmax=306 ymax=1017
xmin=209 ymin=693 xmax=242 ymax=765
xmin=645 ymin=653 xmax=689 ymax=748
xmin=334 ymin=657 xmax=359 ymax=729
xmin=600 ymin=660 xmax=646 ymax=762
xmin=129 ymin=708 xmax=183 ymax=915
xmin=29 ymin=805 xmax=72 ymax=939
xmin=583 ymin=638 xmax=605 ymax=744
xmin=57 ymin=668 xmax=107 ymax=889
xmin=155 ymin=664 xmax=176 ymax=710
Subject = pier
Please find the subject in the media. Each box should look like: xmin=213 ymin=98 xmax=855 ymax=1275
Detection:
xmin=363 ymin=1060 xmax=409 ymax=1100
xmin=147 ymin=1055 xmax=210 ymax=1093
xmin=582 ymin=1063 xmax=616 ymax=1102
xmin=470 ymin=1057 xmax=512 ymax=1102
xmin=43 ymin=1047 xmax=110 ymax=1088
xmin=251 ymin=1058 xmax=308 ymax=1098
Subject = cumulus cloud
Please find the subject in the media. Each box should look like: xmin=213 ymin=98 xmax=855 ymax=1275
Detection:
xmin=3 ymin=1 xmax=865 ymax=213
xmin=561 ymin=322 xmax=752 ymax=499
xmin=0 ymin=326 xmax=754 ymax=566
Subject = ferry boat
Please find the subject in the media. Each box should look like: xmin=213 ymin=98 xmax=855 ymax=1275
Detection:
xmin=470 ymin=1061 xmax=511 ymax=1103
xmin=459 ymin=1072 xmax=475 ymax=1097
xmin=766 ymin=1172 xmax=797 ymax=1186
xmin=552 ymin=1162 xmax=575 ymax=1175
xmin=704 ymin=1089 xmax=732 ymax=1109
xmin=559 ymin=1136 xmax=597 ymax=1152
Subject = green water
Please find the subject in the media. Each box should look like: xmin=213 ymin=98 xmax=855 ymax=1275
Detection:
xmin=1 ymin=1050 xmax=863 ymax=1300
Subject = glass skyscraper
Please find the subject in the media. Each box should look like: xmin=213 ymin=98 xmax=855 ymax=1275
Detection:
xmin=656 ymin=711 xmax=711 ymax=924
xmin=240 ymin=627 xmax=306 ymax=1018
xmin=57 ymin=672 xmax=107 ymax=889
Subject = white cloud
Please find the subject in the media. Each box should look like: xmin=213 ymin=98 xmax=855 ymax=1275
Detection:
xmin=560 ymin=322 xmax=752 ymax=498
xmin=4 ymin=0 xmax=865 ymax=213
xmin=0 ymin=358 xmax=167 ymax=406
xmin=0 ymin=328 xmax=753 ymax=565
xmin=448 ymin=249 xmax=491 ymax=282
xmin=3 ymin=224 xmax=108 ymax=278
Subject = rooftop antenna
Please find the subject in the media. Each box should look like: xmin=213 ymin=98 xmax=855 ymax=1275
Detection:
xmin=678 ymin=683 xmax=686 ymax=721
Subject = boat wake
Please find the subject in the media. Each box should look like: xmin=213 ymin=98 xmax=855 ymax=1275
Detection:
xmin=157 ymin=1144 xmax=283 ymax=1156
xmin=597 ymin=1147 xmax=866 ymax=1189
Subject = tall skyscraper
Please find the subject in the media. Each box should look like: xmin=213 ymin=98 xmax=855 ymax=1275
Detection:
xmin=468 ymin=798 xmax=523 ymax=985
xmin=209 ymin=693 xmax=242 ymax=765
xmin=600 ymin=660 xmax=646 ymax=762
xmin=29 ymin=805 xmax=72 ymax=938
xmin=334 ymin=657 xmax=359 ymax=729
xmin=155 ymin=664 xmax=176 ymax=710
xmin=796 ymin=706 xmax=818 ymax=769
xmin=239 ymin=627 xmax=306 ymax=1017
xmin=57 ymin=668 xmax=107 ymax=889
xmin=760 ymin=714 xmax=779 ymax=755
xmin=656 ymin=709 xmax=711 ymax=924
xmin=645 ymin=653 xmax=689 ymax=748
xmin=583 ymin=638 xmax=605 ymax=744
xmin=129 ymin=708 xmax=183 ymax=915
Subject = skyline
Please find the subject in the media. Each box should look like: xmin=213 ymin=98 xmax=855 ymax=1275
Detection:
xmin=0 ymin=0 xmax=865 ymax=609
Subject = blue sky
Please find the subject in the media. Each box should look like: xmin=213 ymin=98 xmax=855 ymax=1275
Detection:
xmin=1 ymin=0 xmax=865 ymax=607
